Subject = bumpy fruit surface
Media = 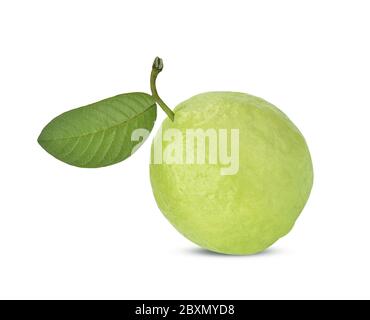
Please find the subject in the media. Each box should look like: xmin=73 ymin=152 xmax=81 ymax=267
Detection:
xmin=150 ymin=92 xmax=313 ymax=255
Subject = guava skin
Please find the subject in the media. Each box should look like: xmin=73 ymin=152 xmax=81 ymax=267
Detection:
xmin=150 ymin=92 xmax=313 ymax=255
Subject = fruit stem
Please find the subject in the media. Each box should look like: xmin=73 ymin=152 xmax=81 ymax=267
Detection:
xmin=150 ymin=57 xmax=175 ymax=121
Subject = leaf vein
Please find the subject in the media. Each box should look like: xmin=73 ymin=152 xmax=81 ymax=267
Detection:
xmin=39 ymin=103 xmax=156 ymax=142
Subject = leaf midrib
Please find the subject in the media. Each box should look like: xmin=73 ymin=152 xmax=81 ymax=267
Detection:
xmin=39 ymin=103 xmax=156 ymax=142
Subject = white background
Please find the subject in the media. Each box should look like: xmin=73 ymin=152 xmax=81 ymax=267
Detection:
xmin=0 ymin=0 xmax=369 ymax=300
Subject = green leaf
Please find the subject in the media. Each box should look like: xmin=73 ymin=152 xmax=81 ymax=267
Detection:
xmin=38 ymin=92 xmax=157 ymax=168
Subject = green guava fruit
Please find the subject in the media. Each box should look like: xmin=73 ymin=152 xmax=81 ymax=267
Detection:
xmin=150 ymin=92 xmax=313 ymax=255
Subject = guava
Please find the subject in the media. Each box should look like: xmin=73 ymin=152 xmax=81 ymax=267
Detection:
xmin=150 ymin=92 xmax=313 ymax=255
